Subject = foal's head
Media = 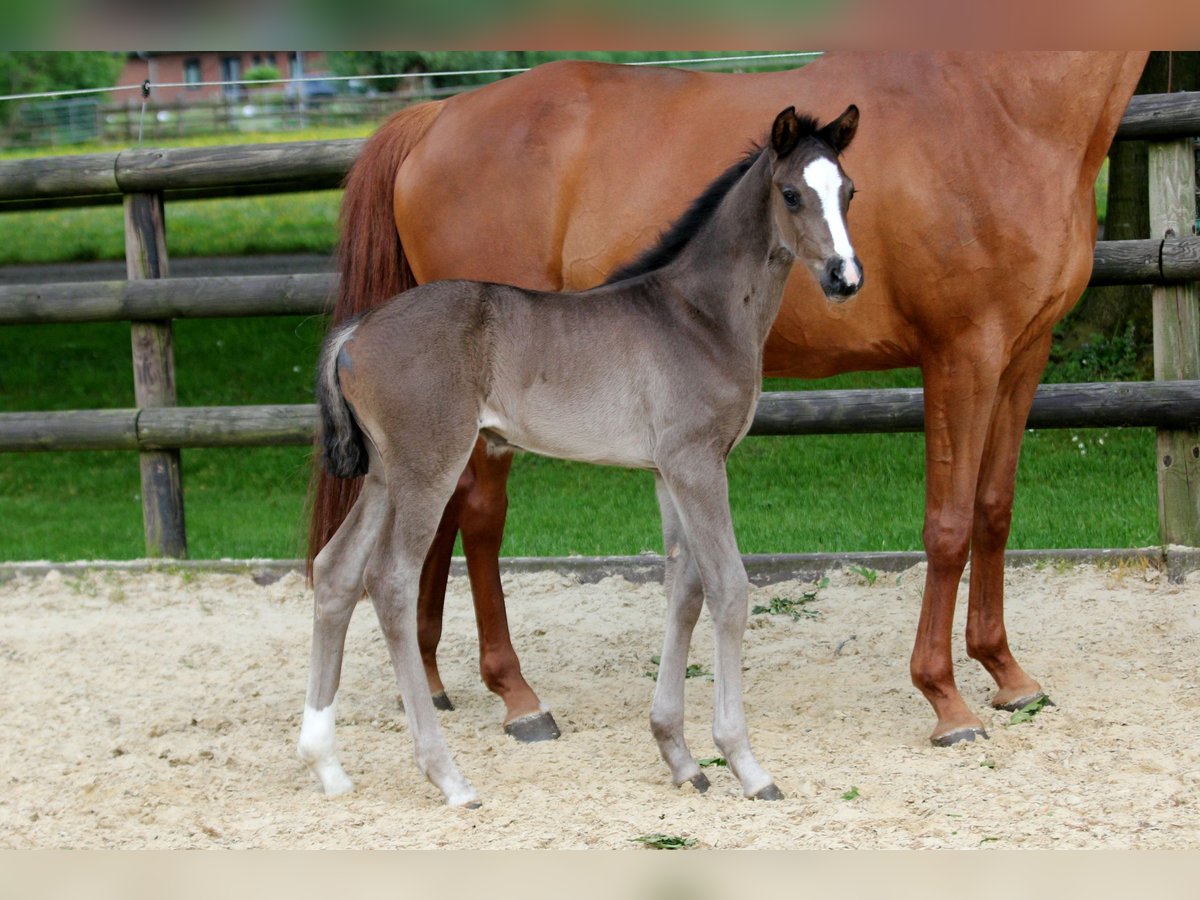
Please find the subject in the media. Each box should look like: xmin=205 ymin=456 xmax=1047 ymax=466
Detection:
xmin=767 ymin=104 xmax=862 ymax=302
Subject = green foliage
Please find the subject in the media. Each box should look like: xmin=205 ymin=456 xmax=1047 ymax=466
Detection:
xmin=1045 ymin=321 xmax=1147 ymax=384
xmin=841 ymin=786 xmax=860 ymax=801
xmin=244 ymin=65 xmax=282 ymax=83
xmin=0 ymin=52 xmax=124 ymax=124
xmin=697 ymin=756 xmax=727 ymax=768
xmin=646 ymin=655 xmax=711 ymax=680
xmin=1007 ymin=695 xmax=1054 ymax=725
xmin=849 ymin=564 xmax=877 ymax=586
xmin=752 ymin=580 xmax=826 ymax=621
xmin=632 ymin=834 xmax=695 ymax=850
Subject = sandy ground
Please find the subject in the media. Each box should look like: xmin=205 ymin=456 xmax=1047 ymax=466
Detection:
xmin=1 ymin=560 xmax=1198 ymax=850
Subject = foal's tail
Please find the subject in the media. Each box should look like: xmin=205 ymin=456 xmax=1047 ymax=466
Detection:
xmin=307 ymin=100 xmax=444 ymax=579
xmin=316 ymin=321 xmax=368 ymax=480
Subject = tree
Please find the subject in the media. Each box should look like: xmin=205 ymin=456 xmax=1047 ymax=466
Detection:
xmin=0 ymin=52 xmax=124 ymax=124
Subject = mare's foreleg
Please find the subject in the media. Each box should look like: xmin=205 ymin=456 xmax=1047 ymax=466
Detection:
xmin=966 ymin=336 xmax=1049 ymax=710
xmin=299 ymin=473 xmax=389 ymax=795
xmin=915 ymin=349 xmax=1003 ymax=745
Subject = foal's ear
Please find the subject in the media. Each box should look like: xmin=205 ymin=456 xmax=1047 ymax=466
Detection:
xmin=771 ymin=106 xmax=802 ymax=158
xmin=818 ymin=104 xmax=859 ymax=154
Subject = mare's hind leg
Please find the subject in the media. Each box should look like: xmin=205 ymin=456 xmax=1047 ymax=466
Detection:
xmin=649 ymin=475 xmax=709 ymax=792
xmin=658 ymin=458 xmax=780 ymax=800
xmin=299 ymin=473 xmax=389 ymax=795
xmin=461 ymin=442 xmax=558 ymax=741
xmin=416 ymin=474 xmax=469 ymax=711
xmin=366 ymin=449 xmax=480 ymax=807
xmin=967 ymin=336 xmax=1049 ymax=711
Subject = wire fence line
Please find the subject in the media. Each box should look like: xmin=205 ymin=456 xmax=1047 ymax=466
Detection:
xmin=0 ymin=53 xmax=824 ymax=105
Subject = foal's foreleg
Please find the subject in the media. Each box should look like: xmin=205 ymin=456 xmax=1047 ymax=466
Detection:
xmin=659 ymin=461 xmax=780 ymax=800
xmin=649 ymin=476 xmax=708 ymax=792
xmin=299 ymin=475 xmax=389 ymax=795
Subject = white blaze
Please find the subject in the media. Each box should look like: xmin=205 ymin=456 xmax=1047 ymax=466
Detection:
xmin=802 ymin=157 xmax=860 ymax=285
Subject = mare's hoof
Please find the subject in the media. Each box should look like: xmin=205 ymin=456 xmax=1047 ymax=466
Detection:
xmin=464 ymin=800 xmax=483 ymax=810
xmin=396 ymin=692 xmax=455 ymax=712
xmin=685 ymin=773 xmax=711 ymax=794
xmin=931 ymin=727 xmax=989 ymax=747
xmin=994 ymin=692 xmax=1054 ymax=713
xmin=504 ymin=711 xmax=561 ymax=743
xmin=751 ymin=783 xmax=785 ymax=801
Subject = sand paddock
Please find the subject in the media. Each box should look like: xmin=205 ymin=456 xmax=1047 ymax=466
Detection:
xmin=1 ymin=560 xmax=1197 ymax=849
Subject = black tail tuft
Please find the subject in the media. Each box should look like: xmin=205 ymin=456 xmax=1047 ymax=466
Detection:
xmin=316 ymin=323 xmax=369 ymax=479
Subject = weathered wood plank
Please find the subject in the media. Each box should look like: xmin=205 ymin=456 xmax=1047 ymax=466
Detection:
xmin=751 ymin=381 xmax=1200 ymax=435
xmin=1149 ymin=139 xmax=1200 ymax=547
xmin=0 ymin=92 xmax=1193 ymax=210
xmin=114 ymin=140 xmax=361 ymax=193
xmin=4 ymin=382 xmax=1199 ymax=454
xmin=6 ymin=235 xmax=1200 ymax=328
xmin=137 ymin=405 xmax=319 ymax=448
xmin=0 ymin=152 xmax=119 ymax=201
xmin=0 ymin=273 xmax=335 ymax=324
xmin=125 ymin=191 xmax=187 ymax=559
xmin=0 ymin=410 xmax=139 ymax=451
xmin=1116 ymin=91 xmax=1200 ymax=140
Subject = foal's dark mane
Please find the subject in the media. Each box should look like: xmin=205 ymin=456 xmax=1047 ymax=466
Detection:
xmin=603 ymin=113 xmax=822 ymax=285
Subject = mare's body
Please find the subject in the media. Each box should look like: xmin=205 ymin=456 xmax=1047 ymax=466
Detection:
xmin=310 ymin=52 xmax=1149 ymax=745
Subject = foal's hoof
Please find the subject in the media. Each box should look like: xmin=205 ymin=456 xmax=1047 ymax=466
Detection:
xmin=504 ymin=710 xmax=561 ymax=743
xmin=931 ymin=727 xmax=989 ymax=747
xmin=683 ymin=773 xmax=711 ymax=794
xmin=994 ymin=691 xmax=1054 ymax=713
xmin=751 ymin=783 xmax=785 ymax=801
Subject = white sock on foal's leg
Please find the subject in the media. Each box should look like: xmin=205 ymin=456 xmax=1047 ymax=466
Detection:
xmin=298 ymin=702 xmax=355 ymax=795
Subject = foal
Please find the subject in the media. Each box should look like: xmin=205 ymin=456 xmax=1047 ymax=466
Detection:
xmin=299 ymin=104 xmax=861 ymax=806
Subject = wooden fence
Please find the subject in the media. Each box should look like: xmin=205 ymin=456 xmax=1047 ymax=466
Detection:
xmin=2 ymin=91 xmax=1200 ymax=558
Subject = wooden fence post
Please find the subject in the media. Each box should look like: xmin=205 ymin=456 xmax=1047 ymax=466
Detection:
xmin=1149 ymin=137 xmax=1200 ymax=547
xmin=124 ymin=191 xmax=187 ymax=558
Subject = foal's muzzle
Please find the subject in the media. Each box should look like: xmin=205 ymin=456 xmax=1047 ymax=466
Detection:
xmin=821 ymin=256 xmax=863 ymax=302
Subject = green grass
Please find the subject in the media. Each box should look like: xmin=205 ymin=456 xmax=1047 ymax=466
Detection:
xmin=0 ymin=316 xmax=1159 ymax=560
xmin=0 ymin=131 xmax=1159 ymax=561
xmin=0 ymin=125 xmax=373 ymax=265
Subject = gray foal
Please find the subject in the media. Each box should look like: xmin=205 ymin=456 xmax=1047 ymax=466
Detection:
xmin=300 ymin=104 xmax=861 ymax=806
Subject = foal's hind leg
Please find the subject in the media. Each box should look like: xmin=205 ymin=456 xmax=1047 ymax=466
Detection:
xmin=299 ymin=473 xmax=389 ymax=795
xmin=365 ymin=453 xmax=480 ymax=807
xmin=649 ymin=475 xmax=710 ymax=792
xmin=658 ymin=458 xmax=780 ymax=800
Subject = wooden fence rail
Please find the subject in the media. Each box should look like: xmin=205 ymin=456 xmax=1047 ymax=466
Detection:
xmin=1 ymin=89 xmax=1198 ymax=557
xmin=5 ymin=382 xmax=1200 ymax=453
xmin=3 ymin=234 xmax=1200 ymax=327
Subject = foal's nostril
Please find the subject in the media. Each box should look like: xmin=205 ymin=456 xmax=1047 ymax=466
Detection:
xmin=822 ymin=257 xmax=863 ymax=301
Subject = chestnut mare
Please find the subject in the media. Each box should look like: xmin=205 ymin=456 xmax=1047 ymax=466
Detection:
xmin=300 ymin=107 xmax=861 ymax=805
xmin=309 ymin=52 xmax=1148 ymax=748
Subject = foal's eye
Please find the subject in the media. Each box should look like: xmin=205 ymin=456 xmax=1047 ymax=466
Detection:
xmin=781 ymin=187 xmax=801 ymax=209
